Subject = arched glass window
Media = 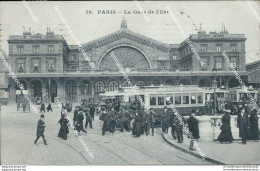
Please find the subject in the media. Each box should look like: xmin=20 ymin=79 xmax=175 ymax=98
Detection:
xmin=165 ymin=79 xmax=174 ymax=85
xmin=137 ymin=81 xmax=145 ymax=87
xmin=95 ymin=81 xmax=105 ymax=94
xmin=151 ymin=80 xmax=160 ymax=86
xmin=122 ymin=81 xmax=132 ymax=87
xmin=81 ymin=80 xmax=91 ymax=94
xmin=109 ymin=81 xmax=119 ymax=91
xmin=67 ymin=81 xmax=77 ymax=94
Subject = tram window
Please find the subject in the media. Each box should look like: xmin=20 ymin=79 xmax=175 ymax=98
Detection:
xmin=158 ymin=96 xmax=164 ymax=105
xmin=150 ymin=97 xmax=156 ymax=106
xmin=197 ymin=95 xmax=203 ymax=104
xmin=191 ymin=95 xmax=196 ymax=104
xmin=166 ymin=95 xmax=173 ymax=105
xmin=175 ymin=96 xmax=181 ymax=104
xmin=183 ymin=95 xmax=189 ymax=104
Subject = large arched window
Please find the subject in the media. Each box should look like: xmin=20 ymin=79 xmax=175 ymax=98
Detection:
xmin=99 ymin=46 xmax=150 ymax=71
xmin=95 ymin=81 xmax=105 ymax=94
xmin=137 ymin=81 xmax=145 ymax=87
xmin=81 ymin=80 xmax=91 ymax=94
xmin=122 ymin=81 xmax=132 ymax=87
xmin=109 ymin=80 xmax=119 ymax=91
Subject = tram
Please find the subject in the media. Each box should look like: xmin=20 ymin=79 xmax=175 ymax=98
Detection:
xmin=99 ymin=85 xmax=206 ymax=115
xmin=227 ymin=86 xmax=258 ymax=105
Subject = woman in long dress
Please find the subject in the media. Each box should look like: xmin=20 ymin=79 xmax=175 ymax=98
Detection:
xmin=217 ymin=110 xmax=233 ymax=143
xmin=57 ymin=114 xmax=69 ymax=140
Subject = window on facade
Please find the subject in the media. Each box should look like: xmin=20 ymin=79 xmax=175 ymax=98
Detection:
xmin=230 ymin=45 xmax=237 ymax=52
xmin=122 ymin=81 xmax=132 ymax=87
xmin=152 ymin=80 xmax=160 ymax=86
xmin=33 ymin=46 xmax=39 ymax=54
xmin=32 ymin=59 xmax=40 ymax=73
xmin=166 ymin=94 xmax=173 ymax=105
xmin=191 ymin=95 xmax=196 ymax=104
xmin=201 ymin=57 xmax=208 ymax=70
xmin=81 ymin=81 xmax=91 ymax=94
xmin=137 ymin=81 xmax=145 ymax=87
xmin=95 ymin=81 xmax=105 ymax=94
xmin=230 ymin=57 xmax=238 ymax=69
xmin=215 ymin=58 xmax=223 ymax=70
xmin=201 ymin=45 xmax=207 ymax=52
xmin=109 ymin=81 xmax=119 ymax=91
xmin=172 ymin=55 xmax=177 ymax=60
xmin=216 ymin=45 xmax=222 ymax=52
xmin=158 ymin=96 xmax=164 ymax=105
xmin=18 ymin=47 xmax=24 ymax=54
xmin=175 ymin=95 xmax=181 ymax=104
xmin=150 ymin=97 xmax=156 ymax=106
xmin=197 ymin=95 xmax=203 ymax=104
xmin=18 ymin=63 xmax=24 ymax=72
xmin=48 ymin=63 xmax=54 ymax=71
xmin=183 ymin=94 xmax=189 ymax=104
xmin=67 ymin=81 xmax=77 ymax=94
xmin=48 ymin=46 xmax=54 ymax=53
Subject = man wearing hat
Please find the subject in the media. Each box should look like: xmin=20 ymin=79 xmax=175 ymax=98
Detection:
xmin=162 ymin=106 xmax=170 ymax=133
xmin=237 ymin=106 xmax=250 ymax=144
xmin=34 ymin=114 xmax=47 ymax=145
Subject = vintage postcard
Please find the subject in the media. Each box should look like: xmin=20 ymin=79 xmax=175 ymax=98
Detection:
xmin=0 ymin=0 xmax=259 ymax=168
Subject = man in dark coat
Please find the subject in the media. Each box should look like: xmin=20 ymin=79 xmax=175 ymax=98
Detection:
xmin=249 ymin=109 xmax=259 ymax=141
xmin=34 ymin=114 xmax=47 ymax=145
xmin=162 ymin=106 xmax=170 ymax=133
xmin=47 ymin=103 xmax=53 ymax=112
xmin=146 ymin=108 xmax=157 ymax=136
xmin=85 ymin=109 xmax=93 ymax=129
xmin=169 ymin=112 xmax=176 ymax=139
xmin=173 ymin=113 xmax=186 ymax=143
xmin=108 ymin=107 xmax=117 ymax=134
xmin=237 ymin=106 xmax=250 ymax=144
xmin=118 ymin=108 xmax=126 ymax=132
xmin=90 ymin=104 xmax=95 ymax=121
xmin=140 ymin=107 xmax=147 ymax=135
xmin=99 ymin=108 xmax=110 ymax=135
xmin=217 ymin=109 xmax=233 ymax=143
xmin=73 ymin=106 xmax=79 ymax=127
xmin=40 ymin=102 xmax=45 ymax=113
xmin=124 ymin=108 xmax=132 ymax=131
xmin=187 ymin=110 xmax=200 ymax=150
xmin=76 ymin=111 xmax=87 ymax=135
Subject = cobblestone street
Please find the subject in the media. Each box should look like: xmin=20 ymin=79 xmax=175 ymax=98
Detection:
xmin=1 ymin=105 xmax=211 ymax=165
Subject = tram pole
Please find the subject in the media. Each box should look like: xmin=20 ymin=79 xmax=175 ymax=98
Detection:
xmin=212 ymin=67 xmax=218 ymax=115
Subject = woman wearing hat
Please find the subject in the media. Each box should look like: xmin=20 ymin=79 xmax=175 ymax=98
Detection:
xmin=57 ymin=114 xmax=69 ymax=140
xmin=217 ymin=107 xmax=233 ymax=143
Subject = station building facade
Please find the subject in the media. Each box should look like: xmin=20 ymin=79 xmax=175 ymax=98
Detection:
xmin=7 ymin=19 xmax=248 ymax=103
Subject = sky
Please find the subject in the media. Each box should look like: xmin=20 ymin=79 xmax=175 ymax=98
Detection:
xmin=0 ymin=1 xmax=259 ymax=64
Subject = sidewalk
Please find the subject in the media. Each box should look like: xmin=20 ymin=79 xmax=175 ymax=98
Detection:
xmin=163 ymin=133 xmax=260 ymax=165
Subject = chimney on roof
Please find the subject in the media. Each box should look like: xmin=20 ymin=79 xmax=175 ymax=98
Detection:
xmin=46 ymin=27 xmax=54 ymax=35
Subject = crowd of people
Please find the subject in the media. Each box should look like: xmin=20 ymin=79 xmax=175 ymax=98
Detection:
xmin=33 ymin=99 xmax=260 ymax=151
xmin=217 ymin=103 xmax=260 ymax=144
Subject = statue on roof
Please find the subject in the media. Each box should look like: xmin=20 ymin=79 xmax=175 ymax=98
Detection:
xmin=121 ymin=17 xmax=127 ymax=29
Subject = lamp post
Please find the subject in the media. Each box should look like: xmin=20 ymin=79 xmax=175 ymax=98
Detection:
xmin=48 ymin=78 xmax=51 ymax=103
xmin=212 ymin=67 xmax=218 ymax=115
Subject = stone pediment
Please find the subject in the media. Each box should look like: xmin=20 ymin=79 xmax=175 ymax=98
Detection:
xmin=82 ymin=28 xmax=171 ymax=52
